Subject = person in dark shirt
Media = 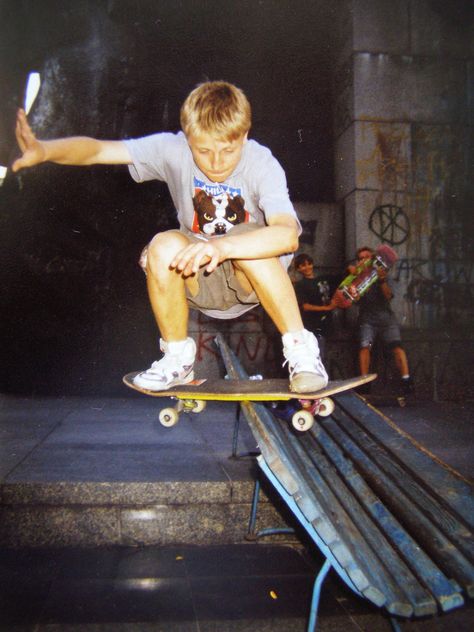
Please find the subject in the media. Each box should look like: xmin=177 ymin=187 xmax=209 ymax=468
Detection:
xmin=294 ymin=254 xmax=338 ymax=362
xmin=352 ymin=246 xmax=414 ymax=394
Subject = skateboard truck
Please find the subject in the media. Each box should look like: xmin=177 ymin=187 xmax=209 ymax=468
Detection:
xmin=270 ymin=396 xmax=336 ymax=431
xmin=159 ymin=398 xmax=207 ymax=427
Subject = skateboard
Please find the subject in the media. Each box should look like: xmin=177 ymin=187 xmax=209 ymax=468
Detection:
xmin=123 ymin=373 xmax=377 ymax=432
xmin=334 ymin=244 xmax=398 ymax=308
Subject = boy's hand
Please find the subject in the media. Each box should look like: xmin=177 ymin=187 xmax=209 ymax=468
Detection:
xmin=170 ymin=239 xmax=227 ymax=276
xmin=12 ymin=109 xmax=46 ymax=172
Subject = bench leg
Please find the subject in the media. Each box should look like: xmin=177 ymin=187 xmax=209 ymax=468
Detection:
xmin=307 ymin=557 xmax=331 ymax=632
xmin=246 ymin=478 xmax=295 ymax=540
xmin=389 ymin=617 xmax=403 ymax=632
xmin=231 ymin=403 xmax=242 ymax=457
xmin=231 ymin=404 xmax=260 ymax=459
xmin=246 ymin=477 xmax=261 ymax=537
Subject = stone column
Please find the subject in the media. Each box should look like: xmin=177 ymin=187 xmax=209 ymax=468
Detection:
xmin=334 ymin=0 xmax=472 ymax=326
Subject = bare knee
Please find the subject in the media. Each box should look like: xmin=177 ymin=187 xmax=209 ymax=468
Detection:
xmin=146 ymin=231 xmax=189 ymax=273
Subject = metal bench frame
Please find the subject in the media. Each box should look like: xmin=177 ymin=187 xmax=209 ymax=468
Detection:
xmin=214 ymin=334 xmax=473 ymax=631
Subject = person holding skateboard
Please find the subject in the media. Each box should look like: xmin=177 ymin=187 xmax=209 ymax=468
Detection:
xmin=352 ymin=246 xmax=414 ymax=394
xmin=13 ymin=81 xmax=328 ymax=393
xmin=293 ymin=254 xmax=338 ymax=363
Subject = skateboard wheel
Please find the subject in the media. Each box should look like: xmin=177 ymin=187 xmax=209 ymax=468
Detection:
xmin=159 ymin=407 xmax=180 ymax=427
xmin=317 ymin=397 xmax=335 ymax=417
xmin=192 ymin=400 xmax=207 ymax=413
xmin=291 ymin=410 xmax=314 ymax=432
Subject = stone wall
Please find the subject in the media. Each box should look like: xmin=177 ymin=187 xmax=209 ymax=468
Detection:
xmin=334 ymin=0 xmax=473 ymax=329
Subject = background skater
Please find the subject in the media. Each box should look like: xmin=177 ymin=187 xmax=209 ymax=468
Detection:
xmin=352 ymin=246 xmax=414 ymax=395
xmin=293 ymin=253 xmax=338 ymax=363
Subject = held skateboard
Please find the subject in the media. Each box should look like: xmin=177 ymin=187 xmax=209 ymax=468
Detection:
xmin=334 ymin=244 xmax=398 ymax=308
xmin=123 ymin=373 xmax=377 ymax=432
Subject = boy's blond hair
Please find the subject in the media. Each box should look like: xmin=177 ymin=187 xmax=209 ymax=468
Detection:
xmin=180 ymin=81 xmax=251 ymax=141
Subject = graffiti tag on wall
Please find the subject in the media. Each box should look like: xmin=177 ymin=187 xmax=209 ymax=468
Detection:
xmin=369 ymin=204 xmax=410 ymax=245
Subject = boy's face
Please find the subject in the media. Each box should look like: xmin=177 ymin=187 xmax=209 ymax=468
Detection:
xmin=187 ymin=132 xmax=247 ymax=183
xmin=357 ymin=250 xmax=373 ymax=264
xmin=297 ymin=259 xmax=314 ymax=278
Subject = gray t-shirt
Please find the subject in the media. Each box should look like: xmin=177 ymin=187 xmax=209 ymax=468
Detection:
xmin=125 ymin=132 xmax=299 ymax=244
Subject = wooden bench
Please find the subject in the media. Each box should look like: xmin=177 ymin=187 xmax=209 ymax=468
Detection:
xmin=214 ymin=334 xmax=474 ymax=631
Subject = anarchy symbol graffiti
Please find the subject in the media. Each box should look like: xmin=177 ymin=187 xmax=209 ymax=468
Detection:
xmin=369 ymin=204 xmax=410 ymax=245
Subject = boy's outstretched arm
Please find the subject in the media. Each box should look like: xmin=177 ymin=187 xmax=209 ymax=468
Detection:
xmin=12 ymin=108 xmax=132 ymax=172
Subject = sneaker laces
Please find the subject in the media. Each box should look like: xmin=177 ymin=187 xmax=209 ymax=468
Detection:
xmin=141 ymin=339 xmax=195 ymax=382
xmin=282 ymin=332 xmax=327 ymax=378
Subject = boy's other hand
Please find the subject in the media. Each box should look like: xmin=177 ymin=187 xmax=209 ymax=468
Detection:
xmin=12 ymin=109 xmax=46 ymax=172
xmin=170 ymin=239 xmax=226 ymax=276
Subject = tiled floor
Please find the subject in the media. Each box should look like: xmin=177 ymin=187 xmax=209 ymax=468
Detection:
xmin=1 ymin=543 xmax=473 ymax=631
xmin=0 ymin=543 xmax=332 ymax=631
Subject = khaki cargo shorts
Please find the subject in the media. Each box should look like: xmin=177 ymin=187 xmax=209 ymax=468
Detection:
xmin=140 ymin=224 xmax=260 ymax=313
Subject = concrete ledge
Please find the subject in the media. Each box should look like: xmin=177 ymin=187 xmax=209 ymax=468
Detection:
xmin=0 ymin=484 xmax=291 ymax=547
xmin=0 ymin=396 xmax=297 ymax=547
xmin=0 ymin=481 xmax=239 ymax=506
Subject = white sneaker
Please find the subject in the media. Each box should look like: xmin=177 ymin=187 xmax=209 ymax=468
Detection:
xmin=282 ymin=330 xmax=328 ymax=393
xmin=133 ymin=338 xmax=196 ymax=390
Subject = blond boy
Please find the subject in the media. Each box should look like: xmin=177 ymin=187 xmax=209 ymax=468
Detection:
xmin=13 ymin=81 xmax=327 ymax=392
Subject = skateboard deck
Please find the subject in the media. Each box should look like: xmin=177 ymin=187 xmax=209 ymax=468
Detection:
xmin=334 ymin=244 xmax=398 ymax=308
xmin=123 ymin=373 xmax=377 ymax=431
xmin=123 ymin=373 xmax=376 ymax=401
